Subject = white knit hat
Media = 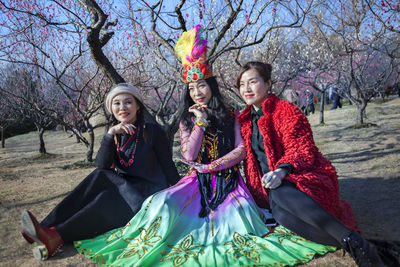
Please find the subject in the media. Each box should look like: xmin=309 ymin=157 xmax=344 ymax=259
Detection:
xmin=105 ymin=83 xmax=144 ymax=114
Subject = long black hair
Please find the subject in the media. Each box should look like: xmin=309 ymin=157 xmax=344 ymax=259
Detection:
xmin=179 ymin=76 xmax=234 ymax=137
xmin=179 ymin=76 xmax=238 ymax=217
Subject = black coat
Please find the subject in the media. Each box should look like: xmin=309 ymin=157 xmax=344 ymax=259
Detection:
xmin=96 ymin=122 xmax=179 ymax=187
xmin=41 ymin=122 xmax=180 ymax=242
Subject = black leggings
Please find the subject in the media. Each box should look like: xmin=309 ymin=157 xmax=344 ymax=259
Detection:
xmin=269 ymin=180 xmax=351 ymax=247
xmin=41 ymin=169 xmax=158 ymax=242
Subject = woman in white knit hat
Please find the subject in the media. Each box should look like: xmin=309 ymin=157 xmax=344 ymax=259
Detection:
xmin=20 ymin=83 xmax=180 ymax=260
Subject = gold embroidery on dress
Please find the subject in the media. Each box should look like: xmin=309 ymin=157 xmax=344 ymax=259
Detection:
xmin=225 ymin=172 xmax=231 ymax=182
xmin=144 ymin=195 xmax=156 ymax=212
xmin=197 ymin=131 xmax=219 ymax=164
xmin=205 ymin=131 xmax=218 ymax=160
xmin=211 ymin=210 xmax=214 ymax=236
xmin=117 ymin=217 xmax=163 ymax=260
xmin=105 ymin=222 xmax=131 ymax=244
xmin=160 ymin=234 xmax=205 ymax=266
xmin=264 ymin=226 xmax=307 ymax=244
xmin=179 ymin=189 xmax=199 ymax=216
xmin=179 ymin=127 xmax=190 ymax=154
xmin=206 ymin=145 xmax=244 ymax=170
xmin=230 ymin=192 xmax=244 ymax=211
xmin=74 ymin=244 xmax=107 ymax=264
xmin=223 ymin=232 xmax=262 ymax=263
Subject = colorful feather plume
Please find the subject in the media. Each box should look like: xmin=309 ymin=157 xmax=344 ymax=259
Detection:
xmin=175 ymin=25 xmax=208 ymax=65
xmin=175 ymin=25 xmax=213 ymax=83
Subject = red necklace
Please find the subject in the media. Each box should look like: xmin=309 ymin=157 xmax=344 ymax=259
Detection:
xmin=116 ymin=127 xmax=140 ymax=167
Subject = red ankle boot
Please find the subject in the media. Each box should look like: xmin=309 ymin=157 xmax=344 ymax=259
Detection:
xmin=21 ymin=229 xmax=35 ymax=244
xmin=21 ymin=210 xmax=64 ymax=260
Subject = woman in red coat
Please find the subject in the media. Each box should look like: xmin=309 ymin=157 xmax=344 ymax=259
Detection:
xmin=236 ymin=61 xmax=383 ymax=267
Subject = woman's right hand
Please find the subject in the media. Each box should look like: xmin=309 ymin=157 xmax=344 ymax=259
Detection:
xmin=108 ymin=123 xmax=137 ymax=136
xmin=188 ymin=103 xmax=208 ymax=119
xmin=261 ymin=168 xmax=288 ymax=189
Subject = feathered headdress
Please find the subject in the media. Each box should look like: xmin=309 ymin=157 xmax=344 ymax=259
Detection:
xmin=175 ymin=25 xmax=213 ymax=83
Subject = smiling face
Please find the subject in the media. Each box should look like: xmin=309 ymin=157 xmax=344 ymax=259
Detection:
xmin=111 ymin=93 xmax=140 ymax=124
xmin=188 ymin=80 xmax=212 ymax=105
xmin=239 ymin=68 xmax=271 ymax=110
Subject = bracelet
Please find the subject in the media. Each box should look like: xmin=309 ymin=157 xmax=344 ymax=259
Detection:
xmin=195 ymin=116 xmax=208 ymax=131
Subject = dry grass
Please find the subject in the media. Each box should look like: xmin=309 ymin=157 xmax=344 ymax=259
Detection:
xmin=1 ymin=98 xmax=399 ymax=267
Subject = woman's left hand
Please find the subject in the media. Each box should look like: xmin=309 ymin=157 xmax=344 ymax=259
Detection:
xmin=192 ymin=163 xmax=207 ymax=173
xmin=261 ymin=168 xmax=288 ymax=189
xmin=179 ymin=159 xmax=207 ymax=173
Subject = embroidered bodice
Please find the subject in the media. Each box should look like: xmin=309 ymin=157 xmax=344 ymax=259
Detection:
xmin=179 ymin=112 xmax=245 ymax=173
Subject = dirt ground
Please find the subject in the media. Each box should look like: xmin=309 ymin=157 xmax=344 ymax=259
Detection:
xmin=1 ymin=98 xmax=399 ymax=267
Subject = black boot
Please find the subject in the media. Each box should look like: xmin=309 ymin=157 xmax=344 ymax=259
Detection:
xmin=342 ymin=231 xmax=385 ymax=267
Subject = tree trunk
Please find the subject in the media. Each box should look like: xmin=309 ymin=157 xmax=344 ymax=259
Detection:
xmin=1 ymin=126 xmax=5 ymax=148
xmin=80 ymin=1 xmax=125 ymax=85
xmin=162 ymin=111 xmax=181 ymax=153
xmin=356 ymin=101 xmax=367 ymax=125
xmin=165 ymin=120 xmax=180 ymax=151
xmin=38 ymin=127 xmax=46 ymax=154
xmin=85 ymin=124 xmax=95 ymax=162
xmin=319 ymin=92 xmax=325 ymax=125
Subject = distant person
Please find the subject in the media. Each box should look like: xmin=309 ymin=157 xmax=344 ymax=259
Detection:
xmin=293 ymin=90 xmax=307 ymax=113
xmin=20 ymin=83 xmax=180 ymax=260
xmin=305 ymin=89 xmax=315 ymax=115
xmin=398 ymin=83 xmax=400 ymax=98
xmin=396 ymin=83 xmax=400 ymax=97
xmin=237 ymin=61 xmax=384 ymax=267
xmin=329 ymin=86 xmax=342 ymax=110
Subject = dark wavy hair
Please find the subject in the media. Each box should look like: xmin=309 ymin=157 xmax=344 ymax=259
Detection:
xmin=179 ymin=77 xmax=234 ymax=134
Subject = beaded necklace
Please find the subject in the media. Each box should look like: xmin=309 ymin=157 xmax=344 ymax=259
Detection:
xmin=116 ymin=127 xmax=141 ymax=167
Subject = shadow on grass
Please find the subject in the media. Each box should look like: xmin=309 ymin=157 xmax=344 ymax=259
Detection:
xmin=6 ymin=192 xmax=69 ymax=208
xmin=324 ymin=147 xmax=400 ymax=164
xmin=46 ymin=244 xmax=80 ymax=262
xmin=345 ymin=123 xmax=380 ymax=130
xmin=61 ymin=160 xmax=95 ymax=170
xmin=31 ymin=152 xmax=56 ymax=160
xmin=338 ymin=176 xmax=400 ymax=241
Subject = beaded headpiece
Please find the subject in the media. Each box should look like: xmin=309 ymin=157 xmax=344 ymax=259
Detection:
xmin=175 ymin=25 xmax=213 ymax=83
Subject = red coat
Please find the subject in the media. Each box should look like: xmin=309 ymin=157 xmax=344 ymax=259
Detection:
xmin=238 ymin=94 xmax=358 ymax=231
